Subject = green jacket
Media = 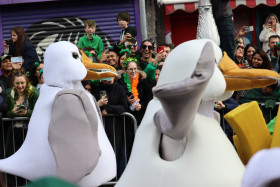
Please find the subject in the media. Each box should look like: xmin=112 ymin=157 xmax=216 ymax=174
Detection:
xmin=6 ymin=86 xmax=39 ymax=118
xmin=143 ymin=61 xmax=160 ymax=83
xmin=78 ymin=34 xmax=104 ymax=59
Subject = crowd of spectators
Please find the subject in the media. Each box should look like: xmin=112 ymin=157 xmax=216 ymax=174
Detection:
xmin=1 ymin=10 xmax=280 ymax=181
xmin=0 ymin=12 xmax=174 ymax=181
xmin=216 ymin=13 xmax=280 ymax=141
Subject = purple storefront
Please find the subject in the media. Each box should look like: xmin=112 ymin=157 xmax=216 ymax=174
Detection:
xmin=0 ymin=0 xmax=142 ymax=60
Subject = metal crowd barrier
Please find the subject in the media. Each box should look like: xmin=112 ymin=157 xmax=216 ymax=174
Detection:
xmin=102 ymin=112 xmax=138 ymax=186
xmin=1 ymin=117 xmax=30 ymax=187
xmin=0 ymin=113 xmax=138 ymax=187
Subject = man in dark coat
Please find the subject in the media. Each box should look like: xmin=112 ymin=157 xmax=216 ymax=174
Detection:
xmin=91 ymin=77 xmax=128 ymax=177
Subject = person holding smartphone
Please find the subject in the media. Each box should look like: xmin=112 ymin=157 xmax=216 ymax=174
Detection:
xmin=259 ymin=13 xmax=280 ymax=52
xmin=4 ymin=26 xmax=39 ymax=72
xmin=117 ymin=12 xmax=137 ymax=45
xmin=6 ymin=69 xmax=39 ymax=118
xmin=91 ymin=77 xmax=127 ymax=177
xmin=143 ymin=43 xmax=173 ymax=83
xmin=4 ymin=69 xmax=39 ymax=173
xmin=118 ymin=59 xmax=153 ymax=126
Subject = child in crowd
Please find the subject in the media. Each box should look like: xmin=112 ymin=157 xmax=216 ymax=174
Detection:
xmin=78 ymin=20 xmax=104 ymax=59
xmin=117 ymin=12 xmax=137 ymax=45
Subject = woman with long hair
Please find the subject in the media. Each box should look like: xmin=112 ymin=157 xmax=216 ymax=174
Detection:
xmin=240 ymin=44 xmax=257 ymax=69
xmin=6 ymin=69 xmax=39 ymax=118
xmin=259 ymin=13 xmax=280 ymax=52
xmin=233 ymin=49 xmax=273 ymax=102
xmin=4 ymin=26 xmax=39 ymax=72
xmin=118 ymin=58 xmax=152 ymax=125
xmin=250 ymin=49 xmax=272 ymax=70
xmin=118 ymin=49 xmax=131 ymax=70
xmin=139 ymin=39 xmax=155 ymax=70
xmin=244 ymin=44 xmax=257 ymax=64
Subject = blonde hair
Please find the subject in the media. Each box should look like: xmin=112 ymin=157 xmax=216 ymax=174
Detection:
xmin=265 ymin=13 xmax=279 ymax=24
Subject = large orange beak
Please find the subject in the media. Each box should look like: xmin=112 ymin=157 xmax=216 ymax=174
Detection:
xmin=80 ymin=50 xmax=117 ymax=80
xmin=218 ymin=52 xmax=280 ymax=91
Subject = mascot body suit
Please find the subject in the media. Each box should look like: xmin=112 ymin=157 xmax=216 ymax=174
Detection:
xmin=116 ymin=1 xmax=279 ymax=186
xmin=116 ymin=39 xmax=280 ymax=187
xmin=0 ymin=41 xmax=117 ymax=186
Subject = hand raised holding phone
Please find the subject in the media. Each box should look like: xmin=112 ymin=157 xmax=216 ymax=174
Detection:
xmin=120 ymin=33 xmax=133 ymax=45
xmin=135 ymin=103 xmax=141 ymax=111
xmin=14 ymin=105 xmax=27 ymax=114
xmin=98 ymin=95 xmax=108 ymax=106
xmin=244 ymin=26 xmax=254 ymax=32
xmin=98 ymin=90 xmax=108 ymax=106
xmin=153 ymin=46 xmax=165 ymax=66
xmin=267 ymin=19 xmax=273 ymax=29
xmin=127 ymin=92 xmax=136 ymax=104
xmin=4 ymin=40 xmax=12 ymax=48
xmin=11 ymin=56 xmax=24 ymax=70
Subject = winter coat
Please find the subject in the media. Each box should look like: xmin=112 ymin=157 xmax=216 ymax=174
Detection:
xmin=259 ymin=23 xmax=280 ymax=52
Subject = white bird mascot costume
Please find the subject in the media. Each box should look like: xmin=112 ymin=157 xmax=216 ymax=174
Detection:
xmin=0 ymin=41 xmax=117 ymax=187
xmin=116 ymin=39 xmax=280 ymax=187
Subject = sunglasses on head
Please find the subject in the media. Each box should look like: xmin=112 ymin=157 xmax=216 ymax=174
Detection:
xmin=141 ymin=45 xmax=153 ymax=50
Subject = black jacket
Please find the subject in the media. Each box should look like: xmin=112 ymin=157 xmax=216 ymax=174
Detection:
xmin=92 ymin=81 xmax=128 ymax=115
xmin=118 ymin=72 xmax=153 ymax=125
xmin=122 ymin=26 xmax=137 ymax=39
xmin=9 ymin=38 xmax=39 ymax=72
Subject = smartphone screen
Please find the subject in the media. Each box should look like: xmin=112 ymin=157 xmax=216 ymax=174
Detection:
xmin=100 ymin=90 xmax=107 ymax=99
xmin=16 ymin=105 xmax=26 ymax=111
xmin=244 ymin=26 xmax=253 ymax=32
xmin=127 ymin=92 xmax=134 ymax=99
xmin=158 ymin=46 xmax=164 ymax=53
xmin=129 ymin=37 xmax=137 ymax=44
xmin=5 ymin=40 xmax=12 ymax=46
xmin=11 ymin=57 xmax=23 ymax=63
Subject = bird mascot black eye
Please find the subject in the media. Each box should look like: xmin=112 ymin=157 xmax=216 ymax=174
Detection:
xmin=72 ymin=52 xmax=79 ymax=59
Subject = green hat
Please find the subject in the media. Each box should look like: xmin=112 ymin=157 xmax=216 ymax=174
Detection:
xmin=1 ymin=54 xmax=12 ymax=62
